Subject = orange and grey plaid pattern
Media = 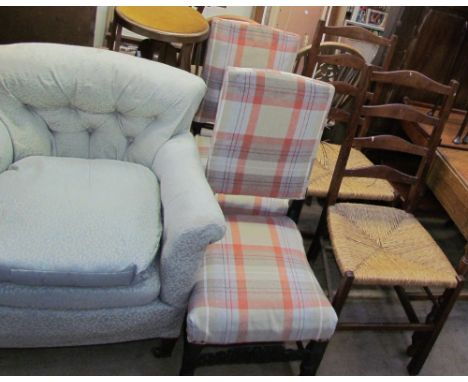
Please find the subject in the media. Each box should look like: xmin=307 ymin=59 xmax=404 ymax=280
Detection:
xmin=206 ymin=67 xmax=335 ymax=199
xmin=187 ymin=214 xmax=338 ymax=344
xmin=194 ymin=17 xmax=300 ymax=124
xmin=216 ymin=194 xmax=289 ymax=217
xmin=196 ymin=137 xmax=290 ymax=217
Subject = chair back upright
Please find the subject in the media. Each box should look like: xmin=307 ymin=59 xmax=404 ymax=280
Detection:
xmin=313 ymin=51 xmax=368 ymax=127
xmin=205 ymin=67 xmax=335 ymax=200
xmin=326 ymin=68 xmax=459 ymax=213
xmin=194 ymin=18 xmax=301 ymax=125
xmin=303 ymin=19 xmax=397 ymax=78
xmin=302 ymin=19 xmax=397 ymax=117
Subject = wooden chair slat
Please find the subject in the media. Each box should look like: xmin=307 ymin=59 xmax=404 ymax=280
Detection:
xmin=344 ymin=165 xmax=418 ymax=185
xmin=371 ymin=70 xmax=454 ymax=96
xmin=328 ymin=81 xmax=361 ymax=97
xmin=328 ymin=107 xmax=352 ymax=123
xmin=362 ymin=104 xmax=438 ymax=125
xmin=323 ymin=25 xmax=393 ymax=46
xmin=352 ymin=135 xmax=429 ymax=156
xmin=316 ymin=53 xmax=366 ymax=70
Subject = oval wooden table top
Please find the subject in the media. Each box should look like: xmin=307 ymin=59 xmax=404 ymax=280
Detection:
xmin=115 ymin=6 xmax=210 ymax=44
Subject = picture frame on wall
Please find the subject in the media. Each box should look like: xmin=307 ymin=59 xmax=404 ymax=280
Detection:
xmin=367 ymin=9 xmax=387 ymax=27
xmin=352 ymin=6 xmax=368 ymax=24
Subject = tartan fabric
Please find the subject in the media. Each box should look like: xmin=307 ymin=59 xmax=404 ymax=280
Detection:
xmin=206 ymin=67 xmax=335 ymax=199
xmin=187 ymin=214 xmax=338 ymax=344
xmin=194 ymin=17 xmax=301 ymax=124
xmin=216 ymin=194 xmax=289 ymax=217
xmin=196 ymin=135 xmax=289 ymax=217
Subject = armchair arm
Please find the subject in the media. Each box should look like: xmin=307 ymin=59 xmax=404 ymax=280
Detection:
xmin=152 ymin=133 xmax=226 ymax=308
xmin=0 ymin=120 xmax=13 ymax=173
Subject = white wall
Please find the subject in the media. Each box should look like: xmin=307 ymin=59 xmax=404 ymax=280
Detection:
xmin=202 ymin=6 xmax=253 ymax=19
xmin=93 ymin=6 xmax=108 ymax=47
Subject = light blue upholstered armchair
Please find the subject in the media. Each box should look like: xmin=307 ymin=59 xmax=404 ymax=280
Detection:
xmin=0 ymin=43 xmax=226 ymax=350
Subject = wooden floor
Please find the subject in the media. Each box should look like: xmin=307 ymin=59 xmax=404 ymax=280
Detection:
xmin=415 ymin=106 xmax=468 ymax=151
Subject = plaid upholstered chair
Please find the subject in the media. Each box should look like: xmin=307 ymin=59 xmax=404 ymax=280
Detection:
xmin=194 ymin=17 xmax=301 ymax=218
xmin=180 ymin=67 xmax=336 ymax=375
xmin=309 ymin=68 xmax=462 ymax=375
xmin=193 ymin=17 xmax=300 ymax=126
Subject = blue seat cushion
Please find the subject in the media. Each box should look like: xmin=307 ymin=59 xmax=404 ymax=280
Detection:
xmin=0 ymin=156 xmax=162 ymax=287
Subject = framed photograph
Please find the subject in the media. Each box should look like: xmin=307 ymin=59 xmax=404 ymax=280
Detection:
xmin=367 ymin=9 xmax=387 ymax=27
xmin=352 ymin=6 xmax=368 ymax=24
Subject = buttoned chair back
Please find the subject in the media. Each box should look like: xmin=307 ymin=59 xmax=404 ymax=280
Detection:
xmin=0 ymin=43 xmax=204 ymax=173
xmin=205 ymin=67 xmax=335 ymax=200
xmin=194 ymin=17 xmax=301 ymax=125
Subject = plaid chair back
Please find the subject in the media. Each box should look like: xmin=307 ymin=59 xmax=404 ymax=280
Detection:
xmin=194 ymin=17 xmax=301 ymax=124
xmin=206 ymin=67 xmax=335 ymax=199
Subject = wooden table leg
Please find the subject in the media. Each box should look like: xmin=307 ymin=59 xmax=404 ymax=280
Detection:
xmin=452 ymin=109 xmax=468 ymax=144
xmin=114 ymin=23 xmax=123 ymax=52
xmin=179 ymin=43 xmax=194 ymax=72
xmin=107 ymin=18 xmax=117 ymax=50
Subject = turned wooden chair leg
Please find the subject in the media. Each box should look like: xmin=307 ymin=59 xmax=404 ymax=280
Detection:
xmin=152 ymin=337 xmax=178 ymax=358
xmin=332 ymin=271 xmax=355 ymax=317
xmin=299 ymin=341 xmax=329 ymax=376
xmin=306 ymin=215 xmax=326 ymax=263
xmin=179 ymin=338 xmax=203 ymax=376
xmin=407 ymin=276 xmax=464 ymax=375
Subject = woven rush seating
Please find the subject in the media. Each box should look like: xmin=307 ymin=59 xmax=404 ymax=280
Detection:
xmin=308 ymin=143 xmax=397 ymax=200
xmin=328 ymin=203 xmax=458 ymax=287
xmin=187 ymin=214 xmax=338 ymax=344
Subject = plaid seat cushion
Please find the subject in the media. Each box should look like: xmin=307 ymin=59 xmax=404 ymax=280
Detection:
xmin=217 ymin=194 xmax=289 ymax=217
xmin=187 ymin=215 xmax=337 ymax=344
xmin=194 ymin=18 xmax=301 ymax=124
xmin=206 ymin=67 xmax=335 ymax=199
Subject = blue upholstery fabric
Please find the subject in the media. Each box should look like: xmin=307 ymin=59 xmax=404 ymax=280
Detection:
xmin=0 ymin=264 xmax=160 ymax=310
xmin=0 ymin=43 xmax=226 ymax=347
xmin=0 ymin=156 xmax=161 ymax=287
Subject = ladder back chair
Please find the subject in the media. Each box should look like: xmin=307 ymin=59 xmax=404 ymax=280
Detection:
xmin=181 ymin=67 xmax=336 ymax=375
xmin=303 ymin=19 xmax=397 ymax=78
xmin=304 ymin=19 xmax=400 ymax=204
xmin=309 ymin=67 xmax=462 ymax=375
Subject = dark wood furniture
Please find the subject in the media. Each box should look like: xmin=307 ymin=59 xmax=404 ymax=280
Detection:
xmin=309 ymin=68 xmax=462 ymax=375
xmin=299 ymin=19 xmax=397 ymax=140
xmin=0 ymin=6 xmax=96 ymax=46
xmin=399 ymin=102 xmax=468 ymax=272
xmin=389 ymin=7 xmax=468 ymax=144
xmin=301 ymin=19 xmax=397 ymax=77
